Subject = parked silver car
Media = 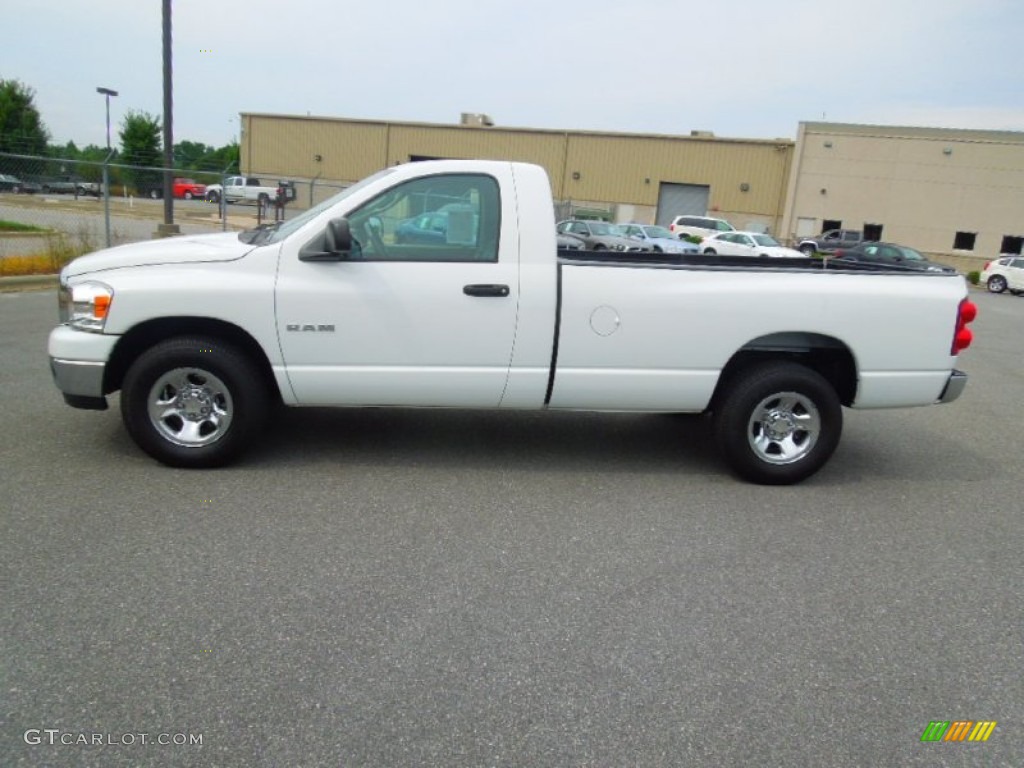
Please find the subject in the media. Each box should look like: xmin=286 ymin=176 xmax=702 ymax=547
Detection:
xmin=620 ymin=224 xmax=699 ymax=255
xmin=556 ymin=220 xmax=648 ymax=252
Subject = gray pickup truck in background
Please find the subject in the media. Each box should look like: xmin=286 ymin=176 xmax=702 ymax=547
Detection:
xmin=798 ymin=229 xmax=864 ymax=255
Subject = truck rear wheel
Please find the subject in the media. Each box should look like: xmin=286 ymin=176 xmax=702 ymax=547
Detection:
xmin=713 ymin=362 xmax=841 ymax=485
xmin=120 ymin=336 xmax=269 ymax=468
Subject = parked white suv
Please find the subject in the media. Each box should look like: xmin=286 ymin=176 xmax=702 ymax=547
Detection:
xmin=669 ymin=215 xmax=735 ymax=240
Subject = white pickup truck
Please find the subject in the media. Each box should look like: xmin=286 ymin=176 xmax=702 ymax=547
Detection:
xmin=48 ymin=160 xmax=977 ymax=484
xmin=204 ymin=175 xmax=280 ymax=205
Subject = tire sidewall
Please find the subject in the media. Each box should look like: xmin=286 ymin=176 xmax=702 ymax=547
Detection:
xmin=713 ymin=362 xmax=842 ymax=485
xmin=121 ymin=337 xmax=267 ymax=468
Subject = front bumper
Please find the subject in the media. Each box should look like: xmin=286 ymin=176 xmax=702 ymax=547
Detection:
xmin=50 ymin=358 xmax=107 ymax=409
xmin=48 ymin=325 xmax=119 ymax=410
xmin=938 ymin=369 xmax=968 ymax=404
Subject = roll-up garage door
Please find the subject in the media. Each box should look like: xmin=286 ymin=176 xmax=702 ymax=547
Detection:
xmin=656 ymin=183 xmax=711 ymax=226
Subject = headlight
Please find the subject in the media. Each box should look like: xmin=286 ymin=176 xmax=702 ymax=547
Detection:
xmin=60 ymin=281 xmax=114 ymax=332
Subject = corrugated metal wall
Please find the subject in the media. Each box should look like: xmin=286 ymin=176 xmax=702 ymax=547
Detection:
xmin=242 ymin=113 xmax=794 ymax=227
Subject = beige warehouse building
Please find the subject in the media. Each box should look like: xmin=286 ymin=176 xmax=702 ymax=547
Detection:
xmin=241 ymin=113 xmax=1023 ymax=269
xmin=240 ymin=112 xmax=794 ymax=234
xmin=782 ymin=122 xmax=1024 ymax=268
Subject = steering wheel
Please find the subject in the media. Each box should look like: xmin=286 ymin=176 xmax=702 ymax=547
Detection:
xmin=361 ymin=217 xmax=388 ymax=258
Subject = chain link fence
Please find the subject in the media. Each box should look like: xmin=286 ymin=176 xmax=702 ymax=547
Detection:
xmin=3 ymin=152 xmax=591 ymax=275
xmin=0 ymin=151 xmax=362 ymax=275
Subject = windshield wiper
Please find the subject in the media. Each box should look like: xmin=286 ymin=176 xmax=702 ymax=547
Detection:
xmin=238 ymin=221 xmax=283 ymax=245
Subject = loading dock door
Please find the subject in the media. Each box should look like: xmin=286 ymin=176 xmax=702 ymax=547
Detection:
xmin=656 ymin=183 xmax=711 ymax=226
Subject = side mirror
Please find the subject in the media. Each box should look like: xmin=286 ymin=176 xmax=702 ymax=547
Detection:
xmin=325 ymin=218 xmax=352 ymax=253
xmin=300 ymin=217 xmax=354 ymax=262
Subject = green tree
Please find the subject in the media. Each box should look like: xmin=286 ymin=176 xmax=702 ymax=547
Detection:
xmin=207 ymin=141 xmax=239 ymax=173
xmin=0 ymin=79 xmax=50 ymax=170
xmin=173 ymin=140 xmax=211 ymax=170
xmin=119 ymin=110 xmax=162 ymax=192
xmin=119 ymin=110 xmax=162 ymax=167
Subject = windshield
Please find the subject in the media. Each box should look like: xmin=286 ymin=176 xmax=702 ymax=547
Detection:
xmin=644 ymin=226 xmax=674 ymax=239
xmin=752 ymin=234 xmax=781 ymax=247
xmin=894 ymin=245 xmax=926 ymax=261
xmin=587 ymin=222 xmax=621 ymax=236
xmin=252 ymin=167 xmax=397 ymax=246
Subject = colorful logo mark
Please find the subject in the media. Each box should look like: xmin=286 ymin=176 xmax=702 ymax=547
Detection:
xmin=921 ymin=720 xmax=997 ymax=742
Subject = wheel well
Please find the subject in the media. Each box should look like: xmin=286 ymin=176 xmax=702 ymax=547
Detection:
xmin=710 ymin=333 xmax=858 ymax=410
xmin=103 ymin=317 xmax=282 ymax=403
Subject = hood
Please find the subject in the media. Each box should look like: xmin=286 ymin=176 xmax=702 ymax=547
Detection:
xmin=62 ymin=232 xmax=256 ymax=278
xmin=597 ymin=235 xmax=643 ymax=248
xmin=651 ymin=236 xmax=695 ymax=251
xmin=766 ymin=247 xmax=805 ymax=258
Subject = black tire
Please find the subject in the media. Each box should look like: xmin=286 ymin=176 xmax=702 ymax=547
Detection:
xmin=120 ymin=336 xmax=269 ymax=468
xmin=206 ymin=191 xmax=220 ymax=204
xmin=593 ymin=244 xmax=605 ymax=251
xmin=704 ymin=248 xmax=717 ymax=255
xmin=713 ymin=362 xmax=842 ymax=485
xmin=987 ymin=275 xmax=1007 ymax=293
xmin=799 ymin=244 xmax=816 ymax=256
xmin=258 ymin=193 xmax=269 ymax=206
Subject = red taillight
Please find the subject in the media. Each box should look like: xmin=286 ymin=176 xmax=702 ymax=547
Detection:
xmin=951 ymin=298 xmax=977 ymax=354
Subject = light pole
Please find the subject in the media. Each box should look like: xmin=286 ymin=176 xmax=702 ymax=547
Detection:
xmin=96 ymin=87 xmax=118 ymax=247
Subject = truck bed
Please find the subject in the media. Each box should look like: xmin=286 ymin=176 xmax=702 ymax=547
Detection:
xmin=558 ymin=250 xmax=955 ymax=275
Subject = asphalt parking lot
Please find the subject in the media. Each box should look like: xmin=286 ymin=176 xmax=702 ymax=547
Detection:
xmin=2 ymin=288 xmax=1022 ymax=767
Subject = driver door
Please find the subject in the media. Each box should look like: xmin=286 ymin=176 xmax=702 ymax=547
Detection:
xmin=275 ymin=171 xmax=519 ymax=407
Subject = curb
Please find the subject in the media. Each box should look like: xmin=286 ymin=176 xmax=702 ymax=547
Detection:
xmin=0 ymin=274 xmax=59 ymax=292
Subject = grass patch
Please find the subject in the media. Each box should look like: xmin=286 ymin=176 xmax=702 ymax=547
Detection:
xmin=0 ymin=220 xmax=48 ymax=233
xmin=0 ymin=227 xmax=101 ymax=277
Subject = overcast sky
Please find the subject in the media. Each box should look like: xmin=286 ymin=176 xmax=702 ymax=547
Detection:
xmin=4 ymin=0 xmax=1023 ymax=150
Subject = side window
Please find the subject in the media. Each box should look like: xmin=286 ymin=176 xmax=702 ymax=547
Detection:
xmin=346 ymin=173 xmax=500 ymax=262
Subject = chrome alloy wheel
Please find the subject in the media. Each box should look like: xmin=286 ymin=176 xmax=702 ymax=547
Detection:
xmin=746 ymin=391 xmax=821 ymax=465
xmin=147 ymin=367 xmax=234 ymax=447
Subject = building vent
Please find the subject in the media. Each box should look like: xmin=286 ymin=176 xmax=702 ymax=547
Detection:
xmin=460 ymin=113 xmax=494 ymax=127
xmin=690 ymin=130 xmax=715 ymax=138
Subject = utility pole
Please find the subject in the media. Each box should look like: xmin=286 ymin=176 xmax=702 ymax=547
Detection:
xmin=157 ymin=0 xmax=180 ymax=237
xmin=96 ymin=87 xmax=118 ymax=247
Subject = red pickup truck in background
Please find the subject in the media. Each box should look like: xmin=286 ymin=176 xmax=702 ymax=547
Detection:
xmin=172 ymin=178 xmax=206 ymax=200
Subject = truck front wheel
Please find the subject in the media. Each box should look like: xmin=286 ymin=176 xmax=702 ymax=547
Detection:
xmin=713 ymin=362 xmax=841 ymax=485
xmin=120 ymin=336 xmax=269 ymax=468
